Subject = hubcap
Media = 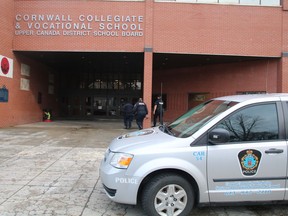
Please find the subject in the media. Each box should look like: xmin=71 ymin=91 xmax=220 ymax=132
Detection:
xmin=154 ymin=184 xmax=188 ymax=216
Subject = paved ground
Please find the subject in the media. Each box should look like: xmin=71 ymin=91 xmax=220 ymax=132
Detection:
xmin=1 ymin=120 xmax=288 ymax=216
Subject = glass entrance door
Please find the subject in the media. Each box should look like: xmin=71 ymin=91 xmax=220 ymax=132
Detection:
xmin=92 ymin=97 xmax=107 ymax=116
xmin=84 ymin=96 xmax=119 ymax=117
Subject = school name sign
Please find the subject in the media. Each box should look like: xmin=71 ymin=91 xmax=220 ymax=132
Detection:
xmin=14 ymin=14 xmax=144 ymax=37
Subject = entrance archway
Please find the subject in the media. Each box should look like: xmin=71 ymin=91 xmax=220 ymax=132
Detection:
xmin=21 ymin=51 xmax=144 ymax=119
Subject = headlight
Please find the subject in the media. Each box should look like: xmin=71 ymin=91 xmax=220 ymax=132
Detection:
xmin=110 ymin=153 xmax=133 ymax=169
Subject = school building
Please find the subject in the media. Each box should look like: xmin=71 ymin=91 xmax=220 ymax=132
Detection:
xmin=0 ymin=0 xmax=287 ymax=128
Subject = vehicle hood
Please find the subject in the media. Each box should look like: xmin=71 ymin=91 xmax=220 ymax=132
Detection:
xmin=108 ymin=127 xmax=193 ymax=153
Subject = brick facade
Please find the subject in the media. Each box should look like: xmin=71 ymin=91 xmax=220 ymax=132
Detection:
xmin=0 ymin=0 xmax=287 ymax=127
xmin=153 ymin=59 xmax=278 ymax=120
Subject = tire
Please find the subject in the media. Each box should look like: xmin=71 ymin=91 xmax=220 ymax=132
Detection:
xmin=141 ymin=173 xmax=194 ymax=216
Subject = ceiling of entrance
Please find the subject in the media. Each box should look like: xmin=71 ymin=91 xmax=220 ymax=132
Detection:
xmin=18 ymin=51 xmax=269 ymax=72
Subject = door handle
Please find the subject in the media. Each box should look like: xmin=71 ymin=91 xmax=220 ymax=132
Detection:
xmin=265 ymin=148 xmax=284 ymax=154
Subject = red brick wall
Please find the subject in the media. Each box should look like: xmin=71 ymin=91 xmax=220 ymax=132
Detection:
xmin=143 ymin=0 xmax=154 ymax=128
xmin=0 ymin=0 xmax=15 ymax=127
xmin=13 ymin=1 xmax=146 ymax=51
xmin=153 ymin=3 xmax=282 ymax=56
xmin=280 ymin=8 xmax=288 ymax=92
xmin=283 ymin=0 xmax=288 ymax=10
xmin=0 ymin=53 xmax=59 ymax=128
xmin=153 ymin=59 xmax=279 ymax=121
xmin=0 ymin=0 xmax=58 ymax=128
xmin=143 ymin=51 xmax=153 ymax=128
xmin=13 ymin=1 xmax=282 ymax=57
xmin=3 ymin=0 xmax=285 ymax=128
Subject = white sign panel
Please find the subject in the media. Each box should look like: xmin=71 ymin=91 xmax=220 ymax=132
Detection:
xmin=20 ymin=78 xmax=30 ymax=91
xmin=21 ymin=63 xmax=30 ymax=76
xmin=48 ymin=85 xmax=54 ymax=94
xmin=0 ymin=55 xmax=13 ymax=78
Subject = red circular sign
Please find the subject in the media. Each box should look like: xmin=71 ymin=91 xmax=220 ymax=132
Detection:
xmin=1 ymin=57 xmax=10 ymax=75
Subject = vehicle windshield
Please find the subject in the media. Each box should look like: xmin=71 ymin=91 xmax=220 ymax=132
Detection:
xmin=165 ymin=100 xmax=238 ymax=138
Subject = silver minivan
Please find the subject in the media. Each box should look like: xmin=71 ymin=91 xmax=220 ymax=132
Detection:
xmin=100 ymin=94 xmax=288 ymax=216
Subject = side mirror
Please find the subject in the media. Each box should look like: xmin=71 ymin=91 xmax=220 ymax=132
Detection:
xmin=208 ymin=128 xmax=230 ymax=144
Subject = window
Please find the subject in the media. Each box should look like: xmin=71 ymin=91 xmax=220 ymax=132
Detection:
xmin=214 ymin=103 xmax=279 ymax=142
xmin=260 ymin=0 xmax=280 ymax=6
xmin=167 ymin=99 xmax=237 ymax=138
xmin=156 ymin=0 xmax=280 ymax=6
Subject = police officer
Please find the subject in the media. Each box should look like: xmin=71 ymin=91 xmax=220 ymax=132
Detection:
xmin=122 ymin=100 xmax=134 ymax=129
xmin=153 ymin=95 xmax=164 ymax=127
xmin=133 ymin=98 xmax=148 ymax=130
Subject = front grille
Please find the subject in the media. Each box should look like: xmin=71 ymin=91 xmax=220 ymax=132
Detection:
xmin=103 ymin=184 xmax=117 ymax=197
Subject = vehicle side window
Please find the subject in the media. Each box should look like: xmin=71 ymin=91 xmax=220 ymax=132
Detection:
xmin=214 ymin=103 xmax=279 ymax=142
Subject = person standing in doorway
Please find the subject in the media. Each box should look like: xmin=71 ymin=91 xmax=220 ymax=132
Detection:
xmin=133 ymin=98 xmax=148 ymax=130
xmin=153 ymin=95 xmax=164 ymax=127
xmin=122 ymin=100 xmax=134 ymax=129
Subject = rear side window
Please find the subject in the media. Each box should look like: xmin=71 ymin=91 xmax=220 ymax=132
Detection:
xmin=214 ymin=103 xmax=279 ymax=142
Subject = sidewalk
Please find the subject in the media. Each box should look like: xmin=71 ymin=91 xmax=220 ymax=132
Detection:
xmin=0 ymin=120 xmax=142 ymax=216
xmin=0 ymin=120 xmax=288 ymax=216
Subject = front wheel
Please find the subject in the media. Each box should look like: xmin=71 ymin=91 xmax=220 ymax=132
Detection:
xmin=141 ymin=173 xmax=194 ymax=216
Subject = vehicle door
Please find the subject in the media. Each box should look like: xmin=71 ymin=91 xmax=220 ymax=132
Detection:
xmin=283 ymin=100 xmax=288 ymax=200
xmin=207 ymin=102 xmax=287 ymax=202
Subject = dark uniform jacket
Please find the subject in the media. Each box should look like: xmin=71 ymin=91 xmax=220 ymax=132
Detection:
xmin=122 ymin=103 xmax=134 ymax=116
xmin=133 ymin=102 xmax=148 ymax=115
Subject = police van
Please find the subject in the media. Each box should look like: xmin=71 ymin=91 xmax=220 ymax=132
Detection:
xmin=100 ymin=94 xmax=288 ymax=216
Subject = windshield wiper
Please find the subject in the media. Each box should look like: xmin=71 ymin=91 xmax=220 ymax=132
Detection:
xmin=160 ymin=124 xmax=175 ymax=136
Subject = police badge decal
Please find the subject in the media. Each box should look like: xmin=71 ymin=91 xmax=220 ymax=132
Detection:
xmin=238 ymin=149 xmax=262 ymax=176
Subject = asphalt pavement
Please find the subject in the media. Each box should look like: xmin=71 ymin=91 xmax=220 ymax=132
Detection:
xmin=0 ymin=120 xmax=288 ymax=216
